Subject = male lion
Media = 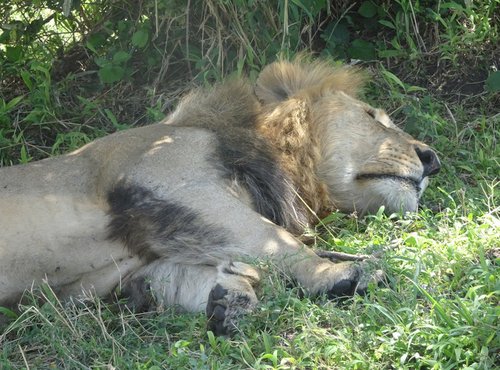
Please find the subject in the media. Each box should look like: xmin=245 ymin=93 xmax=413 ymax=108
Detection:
xmin=0 ymin=58 xmax=440 ymax=335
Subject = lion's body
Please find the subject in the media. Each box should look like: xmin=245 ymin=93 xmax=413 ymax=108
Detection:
xmin=0 ymin=125 xmax=219 ymax=307
xmin=0 ymin=58 xmax=440 ymax=334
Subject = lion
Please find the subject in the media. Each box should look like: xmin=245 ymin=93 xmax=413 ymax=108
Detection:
xmin=0 ymin=58 xmax=440 ymax=335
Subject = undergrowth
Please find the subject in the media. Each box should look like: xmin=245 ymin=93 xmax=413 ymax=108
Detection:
xmin=1 ymin=0 xmax=498 ymax=369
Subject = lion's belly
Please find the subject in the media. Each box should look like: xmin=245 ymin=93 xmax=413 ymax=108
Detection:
xmin=0 ymin=195 xmax=144 ymax=306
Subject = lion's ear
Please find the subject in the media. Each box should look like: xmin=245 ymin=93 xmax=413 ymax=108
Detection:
xmin=255 ymin=58 xmax=367 ymax=104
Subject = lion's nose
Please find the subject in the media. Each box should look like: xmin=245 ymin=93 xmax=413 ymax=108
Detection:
xmin=415 ymin=146 xmax=441 ymax=177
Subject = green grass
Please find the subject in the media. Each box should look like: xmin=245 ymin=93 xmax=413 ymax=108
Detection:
xmin=1 ymin=1 xmax=499 ymax=369
xmin=1 ymin=205 xmax=498 ymax=368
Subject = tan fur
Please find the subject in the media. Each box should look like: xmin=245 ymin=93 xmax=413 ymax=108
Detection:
xmin=254 ymin=58 xmax=439 ymax=218
xmin=254 ymin=56 xmax=367 ymax=102
xmin=255 ymin=58 xmax=365 ymax=219
xmin=0 ymin=58 xmax=440 ymax=329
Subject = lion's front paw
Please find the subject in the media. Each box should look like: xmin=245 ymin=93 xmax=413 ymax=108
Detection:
xmin=206 ymin=261 xmax=259 ymax=336
xmin=310 ymin=260 xmax=384 ymax=298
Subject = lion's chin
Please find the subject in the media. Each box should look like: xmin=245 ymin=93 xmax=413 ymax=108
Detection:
xmin=350 ymin=176 xmax=429 ymax=215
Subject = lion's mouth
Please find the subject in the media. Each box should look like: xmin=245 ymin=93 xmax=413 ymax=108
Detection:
xmin=356 ymin=173 xmax=421 ymax=192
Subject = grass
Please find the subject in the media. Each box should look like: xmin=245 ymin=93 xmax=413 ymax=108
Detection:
xmin=1 ymin=1 xmax=499 ymax=369
xmin=1 ymin=204 xmax=498 ymax=368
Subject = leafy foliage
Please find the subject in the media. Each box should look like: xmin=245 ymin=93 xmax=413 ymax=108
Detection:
xmin=1 ymin=0 xmax=498 ymax=164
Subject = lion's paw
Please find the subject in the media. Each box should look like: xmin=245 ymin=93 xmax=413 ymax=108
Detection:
xmin=206 ymin=261 xmax=259 ymax=336
xmin=317 ymin=260 xmax=384 ymax=298
xmin=206 ymin=282 xmax=258 ymax=336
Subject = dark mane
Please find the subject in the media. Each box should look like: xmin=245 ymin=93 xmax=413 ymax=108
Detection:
xmin=169 ymin=79 xmax=309 ymax=233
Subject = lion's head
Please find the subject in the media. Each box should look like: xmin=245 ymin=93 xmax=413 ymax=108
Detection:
xmin=254 ymin=58 xmax=441 ymax=216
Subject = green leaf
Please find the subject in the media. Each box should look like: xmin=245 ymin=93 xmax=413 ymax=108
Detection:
xmin=320 ymin=212 xmax=345 ymax=225
xmin=104 ymin=108 xmax=129 ymax=130
xmin=381 ymin=69 xmax=406 ymax=90
xmin=113 ymin=50 xmax=132 ymax=64
xmin=0 ymin=306 xmax=18 ymax=319
xmin=330 ymin=20 xmax=350 ymax=44
xmin=378 ymin=19 xmax=396 ymax=29
xmin=0 ymin=29 xmax=11 ymax=44
xmin=378 ymin=49 xmax=403 ymax=58
xmin=322 ymin=19 xmax=350 ymax=54
xmin=348 ymin=39 xmax=376 ymax=60
xmin=20 ymin=144 xmax=32 ymax=164
xmin=104 ymin=108 xmax=118 ymax=126
xmin=407 ymin=85 xmax=426 ymax=93
xmin=441 ymin=2 xmax=465 ymax=11
xmin=291 ymin=0 xmax=326 ymax=19
xmin=98 ymin=65 xmax=125 ymax=84
xmin=485 ymin=71 xmax=500 ymax=92
xmin=131 ymin=29 xmax=149 ymax=48
xmin=6 ymin=46 xmax=22 ymax=62
xmin=86 ymin=32 xmax=106 ymax=53
xmin=358 ymin=1 xmax=377 ymax=18
xmin=118 ymin=20 xmax=131 ymax=33
xmin=6 ymin=95 xmax=24 ymax=110
xmin=207 ymin=330 xmax=217 ymax=348
xmin=20 ymin=70 xmax=33 ymax=90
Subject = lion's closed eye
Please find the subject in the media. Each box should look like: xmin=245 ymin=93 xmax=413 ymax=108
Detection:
xmin=364 ymin=106 xmax=394 ymax=128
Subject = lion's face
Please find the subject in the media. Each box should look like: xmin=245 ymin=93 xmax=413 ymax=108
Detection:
xmin=315 ymin=92 xmax=440 ymax=214
xmin=255 ymin=58 xmax=440 ymax=216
